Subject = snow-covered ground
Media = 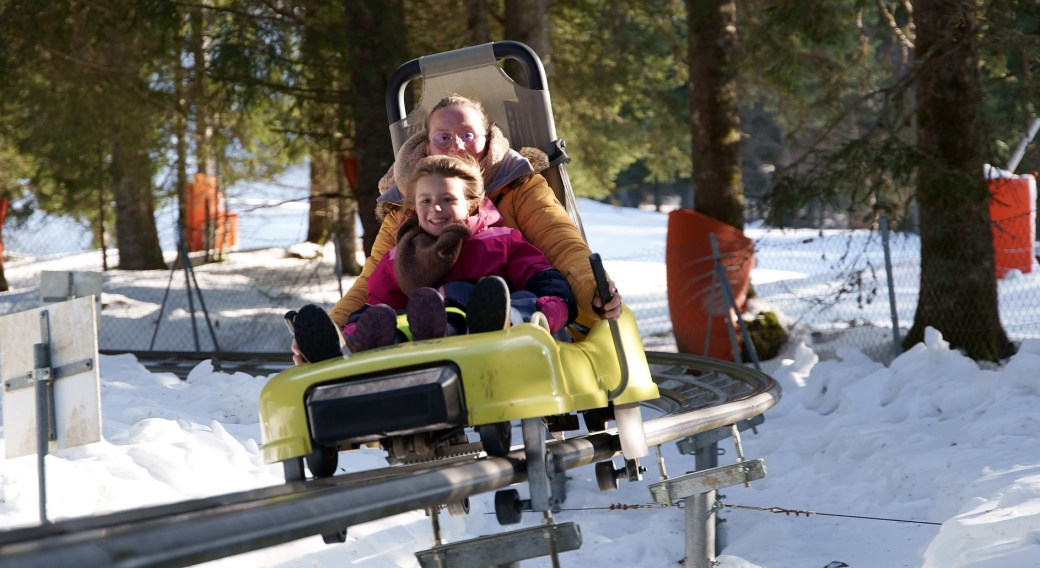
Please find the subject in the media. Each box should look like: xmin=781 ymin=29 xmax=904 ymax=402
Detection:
xmin=2 ymin=197 xmax=1040 ymax=566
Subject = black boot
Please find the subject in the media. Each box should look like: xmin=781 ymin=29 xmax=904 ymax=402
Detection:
xmin=466 ymin=276 xmax=511 ymax=334
xmin=290 ymin=304 xmax=344 ymax=363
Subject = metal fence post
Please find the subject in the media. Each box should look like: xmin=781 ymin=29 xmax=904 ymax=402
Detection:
xmin=178 ymin=240 xmax=201 ymax=352
xmin=709 ymin=234 xmax=742 ymax=365
xmin=33 ymin=327 xmax=51 ymax=524
xmin=709 ymin=233 xmax=761 ymax=370
xmin=880 ymin=212 xmax=901 ymax=358
xmin=331 ymin=233 xmax=344 ymax=298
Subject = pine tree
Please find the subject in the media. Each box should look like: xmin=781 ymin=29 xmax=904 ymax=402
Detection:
xmin=903 ymin=0 xmax=1010 ymax=360
xmin=688 ymin=0 xmax=744 ymax=229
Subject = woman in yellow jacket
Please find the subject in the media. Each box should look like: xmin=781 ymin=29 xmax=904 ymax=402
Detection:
xmin=293 ymin=95 xmax=620 ymax=362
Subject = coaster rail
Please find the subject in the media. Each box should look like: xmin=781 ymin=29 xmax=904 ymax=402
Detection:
xmin=0 ymin=351 xmax=779 ymax=568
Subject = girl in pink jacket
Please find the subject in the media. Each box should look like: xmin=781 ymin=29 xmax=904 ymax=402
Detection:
xmin=345 ymin=154 xmax=577 ymax=351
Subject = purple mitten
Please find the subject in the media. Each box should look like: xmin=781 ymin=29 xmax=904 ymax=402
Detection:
xmin=536 ymin=296 xmax=568 ymax=334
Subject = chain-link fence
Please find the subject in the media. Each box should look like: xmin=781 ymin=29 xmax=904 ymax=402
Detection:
xmin=3 ymin=207 xmax=1039 ymax=364
xmin=745 ymin=211 xmax=1040 ymax=363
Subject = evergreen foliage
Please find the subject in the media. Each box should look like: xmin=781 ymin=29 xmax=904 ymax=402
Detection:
xmin=0 ymin=0 xmax=1031 ymax=360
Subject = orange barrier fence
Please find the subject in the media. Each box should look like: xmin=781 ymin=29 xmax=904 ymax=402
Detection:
xmin=666 ymin=209 xmax=754 ymax=360
xmin=185 ymin=173 xmax=239 ymax=253
xmin=989 ymin=173 xmax=1037 ymax=279
xmin=0 ymin=198 xmax=8 ymax=258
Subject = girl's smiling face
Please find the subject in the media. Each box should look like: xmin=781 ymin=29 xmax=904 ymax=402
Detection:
xmin=414 ymin=175 xmax=472 ymax=236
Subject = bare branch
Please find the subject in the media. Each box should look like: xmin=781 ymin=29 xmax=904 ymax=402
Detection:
xmin=876 ymin=0 xmax=915 ymax=50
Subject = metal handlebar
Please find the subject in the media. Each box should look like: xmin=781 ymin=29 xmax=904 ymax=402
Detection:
xmin=590 ymin=253 xmax=628 ymax=400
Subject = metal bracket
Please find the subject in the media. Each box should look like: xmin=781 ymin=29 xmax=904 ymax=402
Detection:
xmin=676 ymin=416 xmax=764 ymax=456
xmin=415 ymin=522 xmax=581 ymax=568
xmin=522 ymin=418 xmax=555 ymax=512
xmin=41 ymin=272 xmax=77 ymax=303
xmin=648 ymin=459 xmax=767 ymax=504
xmin=4 ymin=359 xmax=94 ymax=392
xmin=624 ymin=458 xmax=645 ymax=482
xmin=544 ymin=139 xmax=571 ymax=170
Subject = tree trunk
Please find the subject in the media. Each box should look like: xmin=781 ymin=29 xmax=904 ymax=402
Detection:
xmin=190 ymin=5 xmax=214 ymax=177
xmin=97 ymin=147 xmax=108 ymax=271
xmin=504 ymin=0 xmax=551 ymax=84
xmin=904 ymin=0 xmax=1011 ymax=361
xmin=344 ymin=0 xmax=409 ymax=256
xmin=687 ymin=0 xmax=744 ymax=230
xmin=334 ymin=153 xmax=362 ymax=276
xmin=175 ymin=35 xmax=189 ymax=248
xmin=465 ymin=0 xmax=491 ymax=45
xmin=307 ymin=151 xmax=332 ymax=243
xmin=0 ymin=198 xmax=8 ymax=292
xmin=110 ymin=141 xmax=166 ymax=270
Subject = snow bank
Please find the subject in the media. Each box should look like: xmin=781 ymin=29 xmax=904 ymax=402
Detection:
xmin=723 ymin=327 xmax=1040 ymax=567
xmin=1 ymin=321 xmax=1040 ymax=565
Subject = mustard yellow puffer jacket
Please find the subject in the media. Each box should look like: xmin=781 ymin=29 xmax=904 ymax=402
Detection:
xmin=329 ymin=172 xmax=601 ymax=329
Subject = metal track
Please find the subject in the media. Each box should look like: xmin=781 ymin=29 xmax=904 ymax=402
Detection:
xmin=0 ymin=352 xmax=779 ymax=568
xmin=100 ymin=350 xmax=293 ymax=379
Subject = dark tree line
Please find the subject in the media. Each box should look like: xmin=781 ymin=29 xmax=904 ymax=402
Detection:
xmin=0 ymin=0 xmax=1034 ymax=361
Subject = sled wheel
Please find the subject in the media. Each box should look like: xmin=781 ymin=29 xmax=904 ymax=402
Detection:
xmin=305 ymin=443 xmax=338 ymax=479
xmin=478 ymin=422 xmax=512 ymax=457
xmin=391 ymin=436 xmax=409 ymax=459
xmin=495 ymin=489 xmax=523 ymax=525
xmin=413 ymin=433 xmax=432 ymax=456
xmin=447 ymin=498 xmax=470 ymax=517
xmin=595 ymin=461 xmax=620 ymax=492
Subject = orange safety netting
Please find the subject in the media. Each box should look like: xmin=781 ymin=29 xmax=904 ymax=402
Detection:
xmin=989 ymin=174 xmax=1037 ymax=279
xmin=0 ymin=198 xmax=8 ymax=258
xmin=666 ymin=209 xmax=755 ymax=361
xmin=185 ymin=173 xmax=239 ymax=253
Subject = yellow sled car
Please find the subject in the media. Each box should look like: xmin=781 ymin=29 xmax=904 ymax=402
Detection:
xmin=258 ymin=42 xmax=659 ymax=522
xmin=259 ymin=304 xmax=656 ymax=468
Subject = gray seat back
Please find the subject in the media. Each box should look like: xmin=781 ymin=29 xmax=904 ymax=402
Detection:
xmin=387 ymin=42 xmax=585 ymax=238
xmin=390 ymin=43 xmax=557 ymax=158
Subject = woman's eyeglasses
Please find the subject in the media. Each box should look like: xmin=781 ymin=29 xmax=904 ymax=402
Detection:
xmin=431 ymin=130 xmax=484 ymax=150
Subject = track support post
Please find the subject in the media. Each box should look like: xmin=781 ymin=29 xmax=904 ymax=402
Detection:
xmin=650 ymin=422 xmax=768 ymax=568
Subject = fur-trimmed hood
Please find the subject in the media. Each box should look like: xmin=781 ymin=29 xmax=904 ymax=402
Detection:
xmin=375 ymin=125 xmax=549 ymax=221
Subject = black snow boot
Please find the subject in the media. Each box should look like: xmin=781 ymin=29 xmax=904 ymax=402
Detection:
xmin=466 ymin=276 xmax=511 ymax=334
xmin=290 ymin=304 xmax=344 ymax=363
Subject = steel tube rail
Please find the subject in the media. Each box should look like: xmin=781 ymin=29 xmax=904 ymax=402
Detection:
xmin=0 ymin=353 xmax=779 ymax=568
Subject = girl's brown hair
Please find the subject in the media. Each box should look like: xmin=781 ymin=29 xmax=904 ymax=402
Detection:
xmin=423 ymin=95 xmax=490 ymax=134
xmin=405 ymin=154 xmax=485 ymax=214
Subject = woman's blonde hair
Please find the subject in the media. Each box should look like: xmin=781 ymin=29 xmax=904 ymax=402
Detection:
xmin=423 ymin=95 xmax=490 ymax=134
xmin=405 ymin=154 xmax=485 ymax=214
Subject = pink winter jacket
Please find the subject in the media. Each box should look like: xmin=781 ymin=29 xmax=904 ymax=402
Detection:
xmin=366 ymin=199 xmax=564 ymax=310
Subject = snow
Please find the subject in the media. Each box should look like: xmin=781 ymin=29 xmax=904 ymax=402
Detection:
xmin=2 ymin=200 xmax=1040 ymax=567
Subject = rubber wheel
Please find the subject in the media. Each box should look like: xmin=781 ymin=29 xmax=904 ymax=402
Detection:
xmin=391 ymin=436 xmax=408 ymax=459
xmin=478 ymin=422 xmax=512 ymax=457
xmin=305 ymin=444 xmax=339 ymax=479
xmin=583 ymin=407 xmax=613 ymax=433
xmin=495 ymin=489 xmax=523 ymax=525
xmin=595 ymin=461 xmax=620 ymax=492
xmin=413 ymin=433 xmax=431 ymax=455
xmin=321 ymin=529 xmax=347 ymax=544
xmin=447 ymin=498 xmax=470 ymax=517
